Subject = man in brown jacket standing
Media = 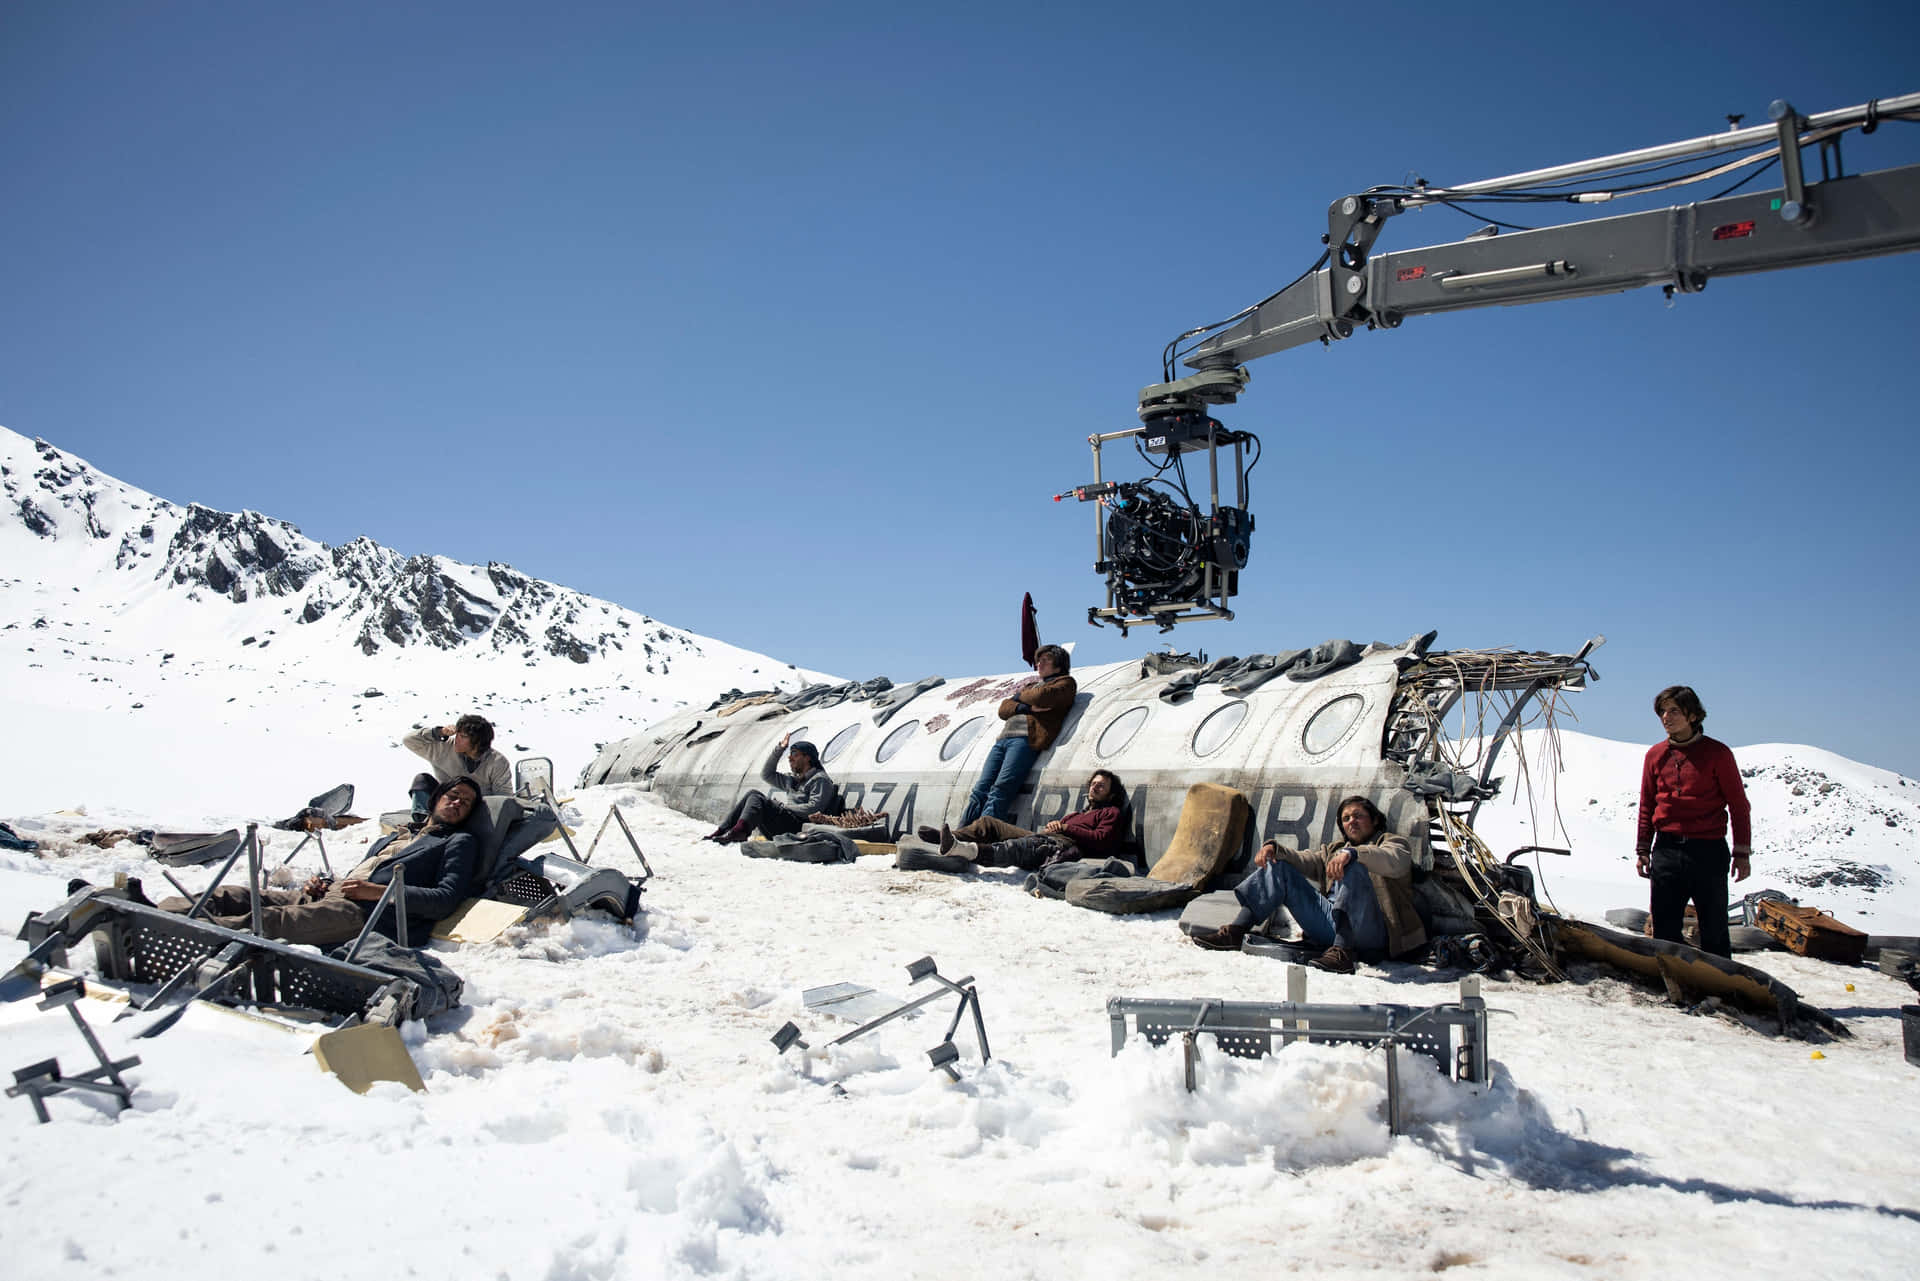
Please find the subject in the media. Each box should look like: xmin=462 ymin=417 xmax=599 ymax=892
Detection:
xmin=1189 ymin=795 xmax=1427 ymax=973
xmin=957 ymin=644 xmax=1077 ymax=826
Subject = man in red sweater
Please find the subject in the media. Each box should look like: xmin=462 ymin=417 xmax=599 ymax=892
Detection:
xmin=899 ymin=770 xmax=1128 ymax=872
xmin=1637 ymin=684 xmax=1752 ymax=957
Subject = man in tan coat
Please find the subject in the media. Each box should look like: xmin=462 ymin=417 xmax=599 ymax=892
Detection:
xmin=1189 ymin=795 xmax=1427 ymax=972
xmin=957 ymin=644 xmax=1077 ymax=825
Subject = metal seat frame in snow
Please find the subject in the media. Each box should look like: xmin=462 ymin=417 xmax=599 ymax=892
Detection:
xmin=12 ymin=888 xmax=421 ymax=1030
xmin=5 ymin=976 xmax=142 ymax=1124
xmin=274 ymin=782 xmax=357 ymax=877
xmin=1107 ymin=975 xmax=1492 ymax=1134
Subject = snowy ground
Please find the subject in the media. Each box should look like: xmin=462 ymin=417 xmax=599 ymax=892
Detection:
xmin=3 ymin=781 xmax=1917 ymax=1280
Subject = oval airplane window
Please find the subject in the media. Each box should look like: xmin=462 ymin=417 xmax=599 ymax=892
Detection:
xmin=1097 ymin=706 xmax=1149 ymax=758
xmin=876 ymin=720 xmax=919 ymax=763
xmin=1193 ymin=700 xmax=1249 ymax=757
xmin=821 ymin=724 xmax=859 ymax=763
xmin=940 ymin=716 xmax=985 ymax=761
xmin=1302 ymin=694 xmax=1364 ymax=755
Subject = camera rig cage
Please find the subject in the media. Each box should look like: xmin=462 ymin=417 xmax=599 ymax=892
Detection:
xmin=1062 ymin=366 xmax=1258 ymax=636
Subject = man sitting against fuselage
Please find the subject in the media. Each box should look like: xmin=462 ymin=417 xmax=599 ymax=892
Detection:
xmin=1187 ymin=794 xmax=1426 ymax=973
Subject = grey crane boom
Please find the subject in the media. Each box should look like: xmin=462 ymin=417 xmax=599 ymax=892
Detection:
xmin=1073 ymin=93 xmax=1920 ymax=635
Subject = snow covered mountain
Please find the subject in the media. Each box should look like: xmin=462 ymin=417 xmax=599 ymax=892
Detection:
xmin=0 ymin=424 xmax=824 ymax=817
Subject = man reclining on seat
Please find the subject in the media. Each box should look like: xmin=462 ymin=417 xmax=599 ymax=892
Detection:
xmin=703 ymin=733 xmax=837 ymax=845
xmin=403 ymin=714 xmax=511 ymax=817
xmin=901 ymin=770 xmax=1127 ymax=873
xmin=1187 ymin=794 xmax=1426 ymax=973
xmin=146 ymin=777 xmax=482 ymax=947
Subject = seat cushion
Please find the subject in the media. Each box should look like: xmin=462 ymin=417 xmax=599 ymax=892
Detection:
xmin=1146 ymin=783 xmax=1250 ymax=889
xmin=1066 ymin=876 xmax=1198 ymax=915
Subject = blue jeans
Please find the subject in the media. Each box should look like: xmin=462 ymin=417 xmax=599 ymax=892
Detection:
xmin=960 ymin=737 xmax=1037 ymax=825
xmin=1233 ymin=857 xmax=1387 ymax=953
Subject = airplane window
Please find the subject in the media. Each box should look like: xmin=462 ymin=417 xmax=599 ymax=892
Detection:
xmin=876 ymin=720 xmax=920 ymax=763
xmin=940 ymin=716 xmax=985 ymax=761
xmin=1097 ymin=706 xmax=1149 ymax=758
xmin=821 ymin=724 xmax=859 ymax=762
xmin=1302 ymin=694 xmax=1364 ymax=755
xmin=1193 ymin=701 xmax=1249 ymax=757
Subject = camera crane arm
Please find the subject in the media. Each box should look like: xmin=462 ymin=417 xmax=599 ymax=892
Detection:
xmin=1079 ymin=93 xmax=1920 ymax=635
xmin=1173 ymin=93 xmax=1920 ymax=374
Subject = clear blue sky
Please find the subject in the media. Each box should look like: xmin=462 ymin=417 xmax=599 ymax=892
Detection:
xmin=4 ymin=1 xmax=1917 ymax=775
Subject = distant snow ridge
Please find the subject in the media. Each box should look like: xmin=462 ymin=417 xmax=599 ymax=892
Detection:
xmin=2 ymin=427 xmax=689 ymax=668
xmin=1742 ymin=756 xmax=1910 ymax=895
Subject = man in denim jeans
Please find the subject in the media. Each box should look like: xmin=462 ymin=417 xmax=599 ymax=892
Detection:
xmin=1188 ymin=795 xmax=1426 ymax=973
xmin=958 ymin=645 xmax=1077 ymax=826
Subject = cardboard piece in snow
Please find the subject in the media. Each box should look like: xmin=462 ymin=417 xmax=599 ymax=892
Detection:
xmin=432 ymin=897 xmax=528 ymax=944
xmin=313 ymin=1024 xmax=425 ymax=1095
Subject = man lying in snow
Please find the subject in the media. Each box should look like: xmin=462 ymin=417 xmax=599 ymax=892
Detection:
xmin=1187 ymin=794 xmax=1426 ymax=973
xmin=898 ymin=770 xmax=1128 ymax=873
xmin=403 ymin=714 xmax=511 ymax=816
xmin=702 ymin=733 xmax=838 ymax=845
xmin=140 ymin=777 xmax=482 ymax=947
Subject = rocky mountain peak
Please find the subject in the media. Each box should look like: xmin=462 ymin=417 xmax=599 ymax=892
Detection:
xmin=0 ymin=424 xmax=705 ymax=668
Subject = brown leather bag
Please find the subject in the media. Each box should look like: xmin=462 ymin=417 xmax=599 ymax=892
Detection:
xmin=1755 ymin=899 xmax=1867 ymax=964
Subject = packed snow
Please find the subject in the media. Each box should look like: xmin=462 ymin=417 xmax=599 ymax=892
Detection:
xmin=4 ymin=776 xmax=1918 ymax=1279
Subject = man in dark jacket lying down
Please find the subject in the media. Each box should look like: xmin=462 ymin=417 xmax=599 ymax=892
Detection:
xmin=151 ymin=777 xmax=481 ymax=947
xmin=900 ymin=770 xmax=1128 ymax=873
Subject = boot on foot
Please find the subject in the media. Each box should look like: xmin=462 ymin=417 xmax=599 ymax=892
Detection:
xmin=1308 ymin=944 xmax=1356 ymax=974
xmin=1190 ymin=923 xmax=1249 ymax=951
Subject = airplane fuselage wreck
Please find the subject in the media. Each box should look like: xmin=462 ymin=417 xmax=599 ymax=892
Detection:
xmin=579 ymin=632 xmax=1598 ymax=868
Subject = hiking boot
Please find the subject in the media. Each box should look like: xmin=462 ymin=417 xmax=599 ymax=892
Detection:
xmin=1308 ymin=944 xmax=1356 ymax=974
xmin=1189 ymin=923 xmax=1249 ymax=951
xmin=715 ymin=822 xmax=752 ymax=846
xmin=896 ymin=842 xmax=976 ymax=874
xmin=916 ymin=825 xmax=942 ymax=844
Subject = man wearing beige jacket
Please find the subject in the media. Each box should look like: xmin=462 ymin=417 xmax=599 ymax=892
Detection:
xmin=1189 ymin=794 xmax=1427 ymax=973
xmin=403 ymin=714 xmax=511 ymax=815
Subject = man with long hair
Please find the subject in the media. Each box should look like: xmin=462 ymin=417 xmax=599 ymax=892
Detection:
xmin=899 ymin=770 xmax=1127 ymax=873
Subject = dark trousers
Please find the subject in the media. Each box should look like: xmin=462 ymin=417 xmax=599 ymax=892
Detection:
xmin=719 ymin=790 xmax=805 ymax=838
xmin=1649 ymin=834 xmax=1731 ymax=957
xmin=953 ymin=816 xmax=1071 ymax=870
